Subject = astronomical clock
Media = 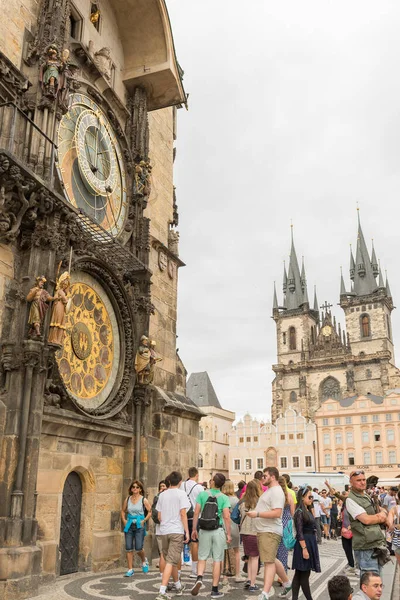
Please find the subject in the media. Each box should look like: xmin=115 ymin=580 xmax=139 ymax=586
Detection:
xmin=54 ymin=94 xmax=133 ymax=418
xmin=56 ymin=93 xmax=127 ymax=237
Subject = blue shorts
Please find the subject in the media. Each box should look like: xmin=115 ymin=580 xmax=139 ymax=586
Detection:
xmin=320 ymin=515 xmax=329 ymax=525
xmin=354 ymin=549 xmax=381 ymax=576
xmin=125 ymin=523 xmax=145 ymax=552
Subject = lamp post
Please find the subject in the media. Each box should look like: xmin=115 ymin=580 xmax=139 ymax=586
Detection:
xmin=239 ymin=471 xmax=251 ymax=482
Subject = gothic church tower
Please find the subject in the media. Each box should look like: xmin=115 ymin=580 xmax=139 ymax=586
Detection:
xmin=271 ymin=216 xmax=400 ymax=423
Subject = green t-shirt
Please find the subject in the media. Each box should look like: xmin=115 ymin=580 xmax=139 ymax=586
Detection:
xmin=196 ymin=489 xmax=231 ymax=524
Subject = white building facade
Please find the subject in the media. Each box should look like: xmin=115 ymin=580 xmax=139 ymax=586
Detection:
xmin=229 ymin=409 xmax=317 ymax=484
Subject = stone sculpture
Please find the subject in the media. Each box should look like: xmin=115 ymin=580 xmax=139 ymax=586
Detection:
xmin=26 ymin=276 xmax=54 ymax=337
xmin=48 ymin=271 xmax=71 ymax=346
xmin=134 ymin=335 xmax=151 ymax=384
xmin=94 ymin=47 xmax=112 ymax=81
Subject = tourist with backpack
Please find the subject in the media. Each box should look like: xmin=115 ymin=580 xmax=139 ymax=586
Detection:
xmin=190 ymin=472 xmax=232 ymax=598
xmin=121 ymin=480 xmax=152 ymax=577
xmin=155 ymin=471 xmax=190 ymax=600
xmin=181 ymin=467 xmax=204 ymax=579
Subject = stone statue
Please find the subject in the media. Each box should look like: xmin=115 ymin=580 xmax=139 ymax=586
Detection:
xmin=134 ymin=335 xmax=151 ymax=384
xmin=48 ymin=271 xmax=71 ymax=346
xmin=346 ymin=369 xmax=355 ymax=392
xmin=134 ymin=160 xmax=152 ymax=198
xmin=148 ymin=340 xmax=162 ymax=383
xmin=94 ymin=47 xmax=112 ymax=81
xmin=40 ymin=45 xmax=62 ymax=98
xmin=299 ymin=375 xmax=307 ymax=397
xmin=26 ymin=276 xmax=54 ymax=337
xmin=168 ymin=229 xmax=179 ymax=256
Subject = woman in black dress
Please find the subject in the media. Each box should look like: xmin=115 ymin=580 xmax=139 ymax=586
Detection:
xmin=291 ymin=485 xmax=321 ymax=600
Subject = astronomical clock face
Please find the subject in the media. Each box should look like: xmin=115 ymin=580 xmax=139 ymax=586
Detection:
xmin=55 ymin=272 xmax=120 ymax=412
xmin=56 ymin=93 xmax=127 ymax=237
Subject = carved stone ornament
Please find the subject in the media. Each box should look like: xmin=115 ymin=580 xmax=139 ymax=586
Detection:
xmin=93 ymin=47 xmax=112 ymax=81
xmin=168 ymin=229 xmax=179 ymax=256
xmin=167 ymin=260 xmax=175 ymax=280
xmin=0 ymin=50 xmax=31 ymax=99
xmin=158 ymin=250 xmax=167 ymax=272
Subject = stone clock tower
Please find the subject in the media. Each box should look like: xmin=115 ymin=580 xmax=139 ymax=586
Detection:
xmin=0 ymin=1 xmax=201 ymax=597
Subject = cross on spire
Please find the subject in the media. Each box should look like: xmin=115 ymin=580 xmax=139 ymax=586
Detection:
xmin=320 ymin=301 xmax=333 ymax=312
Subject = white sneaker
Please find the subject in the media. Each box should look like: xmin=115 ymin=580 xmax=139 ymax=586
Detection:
xmin=258 ymin=592 xmax=272 ymax=600
xmin=189 ymin=573 xmax=198 ymax=579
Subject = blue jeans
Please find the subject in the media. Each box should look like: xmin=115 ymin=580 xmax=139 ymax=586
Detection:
xmin=125 ymin=523 xmax=145 ymax=552
xmin=354 ymin=548 xmax=381 ymax=577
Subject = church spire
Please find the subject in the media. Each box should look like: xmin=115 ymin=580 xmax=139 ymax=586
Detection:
xmin=285 ymin=225 xmax=304 ymax=310
xmin=283 ymin=261 xmax=287 ymax=294
xmin=378 ymin=260 xmax=385 ymax=289
xmin=340 ymin=267 xmax=347 ymax=296
xmin=386 ymin=272 xmax=392 ymax=298
xmin=371 ymin=240 xmax=379 ymax=277
xmin=349 ymin=245 xmax=355 ymax=281
xmin=353 ymin=210 xmax=378 ymax=296
xmin=273 ymin=282 xmax=278 ymax=311
xmin=313 ymin=286 xmax=319 ymax=312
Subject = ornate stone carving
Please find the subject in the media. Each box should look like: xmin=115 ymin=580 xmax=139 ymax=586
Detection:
xmin=168 ymin=229 xmax=179 ymax=256
xmin=93 ymin=47 xmax=112 ymax=81
xmin=0 ymin=51 xmax=31 ymax=99
xmin=26 ymin=0 xmax=70 ymax=66
xmin=126 ymin=87 xmax=149 ymax=162
xmin=26 ymin=275 xmax=54 ymax=338
xmin=172 ymin=187 xmax=179 ymax=227
xmin=299 ymin=375 xmax=307 ymax=397
xmin=133 ymin=160 xmax=152 ymax=203
xmin=346 ymin=369 xmax=355 ymax=392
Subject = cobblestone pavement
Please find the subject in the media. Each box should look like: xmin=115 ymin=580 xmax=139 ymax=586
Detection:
xmin=28 ymin=541 xmax=396 ymax=599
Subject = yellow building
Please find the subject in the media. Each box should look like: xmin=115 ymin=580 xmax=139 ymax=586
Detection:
xmin=315 ymin=392 xmax=400 ymax=479
xmin=229 ymin=409 xmax=316 ymax=485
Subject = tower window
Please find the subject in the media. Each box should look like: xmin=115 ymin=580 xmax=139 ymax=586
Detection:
xmin=289 ymin=327 xmax=296 ymax=350
xmin=387 ymin=315 xmax=392 ymax=340
xmin=198 ymin=454 xmax=203 ymax=468
xmin=361 ymin=314 xmax=371 ymax=338
xmin=290 ymin=391 xmax=297 ymax=403
xmin=69 ymin=4 xmax=83 ymax=40
xmin=282 ymin=332 xmax=287 ymax=345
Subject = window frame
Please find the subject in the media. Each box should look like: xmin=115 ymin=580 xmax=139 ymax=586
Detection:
xmin=233 ymin=459 xmax=241 ymax=471
xmin=292 ymin=455 xmax=300 ymax=469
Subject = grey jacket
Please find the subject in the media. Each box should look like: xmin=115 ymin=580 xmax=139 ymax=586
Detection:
xmin=352 ymin=590 xmax=370 ymax=600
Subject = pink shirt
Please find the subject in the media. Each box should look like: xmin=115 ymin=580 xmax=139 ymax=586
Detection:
xmin=240 ymin=483 xmax=268 ymax=498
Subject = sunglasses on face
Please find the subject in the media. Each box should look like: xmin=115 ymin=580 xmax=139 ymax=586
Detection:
xmin=131 ymin=486 xmax=140 ymax=490
xmin=350 ymin=470 xmax=365 ymax=478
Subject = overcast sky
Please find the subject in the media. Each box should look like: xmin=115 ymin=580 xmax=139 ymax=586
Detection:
xmin=166 ymin=0 xmax=400 ymax=418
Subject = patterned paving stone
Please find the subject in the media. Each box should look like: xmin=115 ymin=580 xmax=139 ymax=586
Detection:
xmin=27 ymin=541 xmax=396 ymax=599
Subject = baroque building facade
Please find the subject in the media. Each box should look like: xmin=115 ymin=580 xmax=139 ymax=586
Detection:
xmin=0 ymin=2 xmax=202 ymax=598
xmin=315 ymin=392 xmax=400 ymax=479
xmin=271 ymin=216 xmax=400 ymax=422
xmin=187 ymin=372 xmax=235 ymax=483
xmin=229 ymin=409 xmax=316 ymax=485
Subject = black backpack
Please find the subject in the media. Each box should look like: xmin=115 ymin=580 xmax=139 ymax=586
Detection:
xmin=185 ymin=481 xmax=202 ymax=520
xmin=151 ymin=494 xmax=160 ymax=524
xmin=198 ymin=491 xmax=221 ymax=530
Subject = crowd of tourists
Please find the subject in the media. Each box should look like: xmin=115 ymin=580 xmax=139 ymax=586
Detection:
xmin=120 ymin=466 xmax=399 ymax=599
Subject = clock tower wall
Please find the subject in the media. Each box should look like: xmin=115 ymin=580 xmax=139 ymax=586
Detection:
xmin=276 ymin=312 xmax=317 ymax=366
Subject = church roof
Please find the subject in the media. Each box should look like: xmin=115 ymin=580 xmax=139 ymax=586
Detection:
xmin=187 ymin=372 xmax=222 ymax=409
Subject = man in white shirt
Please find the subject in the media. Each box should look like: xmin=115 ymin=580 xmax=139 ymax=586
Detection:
xmin=382 ymin=487 xmax=398 ymax=511
xmin=320 ymin=489 xmax=332 ymax=539
xmin=181 ymin=467 xmax=203 ymax=578
xmin=156 ymin=471 xmax=190 ymax=600
xmin=247 ymin=467 xmax=292 ymax=600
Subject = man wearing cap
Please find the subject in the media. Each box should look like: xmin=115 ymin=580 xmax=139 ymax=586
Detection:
xmin=345 ymin=470 xmax=387 ymax=576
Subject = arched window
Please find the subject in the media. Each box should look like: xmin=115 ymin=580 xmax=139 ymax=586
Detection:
xmin=223 ymin=455 xmax=226 ymax=469
xmin=320 ymin=377 xmax=341 ymax=401
xmin=282 ymin=332 xmax=287 ymax=345
xmin=198 ymin=454 xmax=203 ymax=468
xmin=214 ymin=426 xmax=218 ymax=440
xmin=199 ymin=428 xmax=204 ymax=440
xmin=214 ymin=454 xmax=217 ymax=468
xmin=387 ymin=315 xmax=392 ymax=340
xmin=289 ymin=327 xmax=296 ymax=350
xmin=290 ymin=391 xmax=297 ymax=403
xmin=205 ymin=426 xmax=209 ymax=439
xmin=361 ymin=314 xmax=370 ymax=338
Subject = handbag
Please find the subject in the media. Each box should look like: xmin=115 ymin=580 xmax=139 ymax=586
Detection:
xmin=341 ymin=505 xmax=353 ymax=539
xmin=341 ymin=526 xmax=353 ymax=539
xmin=230 ymin=501 xmax=241 ymax=525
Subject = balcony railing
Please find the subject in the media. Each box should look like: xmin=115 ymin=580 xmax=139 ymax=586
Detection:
xmin=0 ymin=101 xmax=56 ymax=186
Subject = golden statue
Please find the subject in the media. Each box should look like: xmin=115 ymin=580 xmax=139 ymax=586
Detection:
xmin=48 ymin=271 xmax=71 ymax=346
xmin=134 ymin=335 xmax=151 ymax=384
xmin=26 ymin=276 xmax=54 ymax=337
